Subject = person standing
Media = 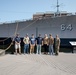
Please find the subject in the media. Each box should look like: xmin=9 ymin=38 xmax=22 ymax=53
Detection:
xmin=55 ymin=34 xmax=60 ymax=55
xmin=36 ymin=34 xmax=43 ymax=54
xmin=42 ymin=34 xmax=48 ymax=54
xmin=14 ymin=33 xmax=21 ymax=55
xmin=30 ymin=34 xmax=36 ymax=54
xmin=48 ymin=34 xmax=54 ymax=55
xmin=23 ymin=34 xmax=30 ymax=54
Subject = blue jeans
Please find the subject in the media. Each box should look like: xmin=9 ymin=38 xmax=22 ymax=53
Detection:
xmin=36 ymin=45 xmax=41 ymax=54
xmin=49 ymin=45 xmax=54 ymax=55
xmin=24 ymin=44 xmax=29 ymax=54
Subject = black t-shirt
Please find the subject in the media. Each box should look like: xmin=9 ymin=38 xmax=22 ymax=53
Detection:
xmin=36 ymin=37 xmax=43 ymax=45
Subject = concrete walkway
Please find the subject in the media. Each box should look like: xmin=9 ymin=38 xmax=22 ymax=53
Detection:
xmin=0 ymin=53 xmax=76 ymax=75
xmin=0 ymin=49 xmax=5 ymax=56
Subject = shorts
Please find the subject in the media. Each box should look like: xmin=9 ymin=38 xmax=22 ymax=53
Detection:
xmin=15 ymin=44 xmax=21 ymax=49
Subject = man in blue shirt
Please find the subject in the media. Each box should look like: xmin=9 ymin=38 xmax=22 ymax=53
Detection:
xmin=30 ymin=34 xmax=36 ymax=54
xmin=36 ymin=34 xmax=43 ymax=54
xmin=14 ymin=34 xmax=21 ymax=55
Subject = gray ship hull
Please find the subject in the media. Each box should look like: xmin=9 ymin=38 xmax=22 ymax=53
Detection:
xmin=0 ymin=15 xmax=76 ymax=38
xmin=0 ymin=15 xmax=76 ymax=47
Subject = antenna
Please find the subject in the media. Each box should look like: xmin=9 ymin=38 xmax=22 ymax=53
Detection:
xmin=51 ymin=0 xmax=64 ymax=17
xmin=56 ymin=0 xmax=59 ymax=13
xmin=55 ymin=0 xmax=60 ymax=16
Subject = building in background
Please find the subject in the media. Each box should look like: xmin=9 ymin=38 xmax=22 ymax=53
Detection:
xmin=33 ymin=11 xmax=72 ymax=20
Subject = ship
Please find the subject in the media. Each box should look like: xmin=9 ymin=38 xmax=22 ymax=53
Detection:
xmin=0 ymin=0 xmax=76 ymax=53
xmin=0 ymin=15 xmax=76 ymax=45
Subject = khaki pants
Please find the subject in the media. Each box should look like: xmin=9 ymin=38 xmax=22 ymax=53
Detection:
xmin=30 ymin=44 xmax=35 ymax=54
xmin=55 ymin=46 xmax=59 ymax=55
xmin=15 ymin=43 xmax=21 ymax=54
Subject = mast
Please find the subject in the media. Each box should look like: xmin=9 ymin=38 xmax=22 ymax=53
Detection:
xmin=55 ymin=0 xmax=60 ymax=16
xmin=56 ymin=0 xmax=59 ymax=14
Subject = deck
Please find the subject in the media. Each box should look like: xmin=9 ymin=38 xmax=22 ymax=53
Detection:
xmin=0 ymin=53 xmax=76 ymax=75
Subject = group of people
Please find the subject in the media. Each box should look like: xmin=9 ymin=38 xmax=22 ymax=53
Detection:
xmin=14 ymin=33 xmax=60 ymax=55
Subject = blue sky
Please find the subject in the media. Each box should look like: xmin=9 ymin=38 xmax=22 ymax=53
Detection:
xmin=0 ymin=0 xmax=76 ymax=22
